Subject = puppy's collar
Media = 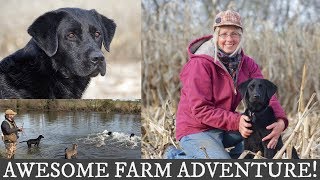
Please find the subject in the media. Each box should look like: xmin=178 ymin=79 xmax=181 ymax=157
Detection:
xmin=247 ymin=106 xmax=269 ymax=123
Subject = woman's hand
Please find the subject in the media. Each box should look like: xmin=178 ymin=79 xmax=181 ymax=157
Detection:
xmin=239 ymin=115 xmax=252 ymax=138
xmin=262 ymin=119 xmax=285 ymax=149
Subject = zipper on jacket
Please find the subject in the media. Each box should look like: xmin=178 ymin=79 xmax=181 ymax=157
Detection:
xmin=215 ymin=60 xmax=239 ymax=95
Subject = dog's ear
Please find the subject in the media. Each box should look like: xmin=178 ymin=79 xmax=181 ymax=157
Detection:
xmin=238 ymin=79 xmax=252 ymax=98
xmin=263 ymin=79 xmax=278 ymax=100
xmin=28 ymin=11 xmax=66 ymax=57
xmin=91 ymin=9 xmax=116 ymax=52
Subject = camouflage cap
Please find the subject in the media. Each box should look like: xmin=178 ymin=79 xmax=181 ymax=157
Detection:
xmin=213 ymin=10 xmax=242 ymax=30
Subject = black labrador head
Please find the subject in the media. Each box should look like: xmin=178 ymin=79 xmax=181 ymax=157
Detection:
xmin=239 ymin=79 xmax=277 ymax=111
xmin=38 ymin=135 xmax=44 ymax=139
xmin=27 ymin=8 xmax=116 ymax=77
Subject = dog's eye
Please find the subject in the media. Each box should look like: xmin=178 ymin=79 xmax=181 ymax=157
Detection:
xmin=67 ymin=32 xmax=76 ymax=39
xmin=95 ymin=31 xmax=101 ymax=37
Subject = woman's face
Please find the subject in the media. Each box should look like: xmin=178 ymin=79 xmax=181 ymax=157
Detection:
xmin=217 ymin=26 xmax=241 ymax=54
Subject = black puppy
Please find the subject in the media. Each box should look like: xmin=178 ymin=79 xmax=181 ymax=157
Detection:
xmin=20 ymin=135 xmax=44 ymax=148
xmin=0 ymin=8 xmax=116 ymax=98
xmin=239 ymin=78 xmax=298 ymax=159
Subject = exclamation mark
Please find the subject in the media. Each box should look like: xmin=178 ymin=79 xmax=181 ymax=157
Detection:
xmin=314 ymin=161 xmax=317 ymax=177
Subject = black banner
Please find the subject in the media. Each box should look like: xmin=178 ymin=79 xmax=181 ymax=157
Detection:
xmin=0 ymin=159 xmax=319 ymax=179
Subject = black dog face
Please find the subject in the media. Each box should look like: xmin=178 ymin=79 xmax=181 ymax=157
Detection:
xmin=239 ymin=79 xmax=277 ymax=111
xmin=27 ymin=8 xmax=116 ymax=78
xmin=39 ymin=135 xmax=44 ymax=139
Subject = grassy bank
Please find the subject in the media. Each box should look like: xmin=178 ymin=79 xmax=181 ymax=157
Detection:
xmin=0 ymin=99 xmax=141 ymax=114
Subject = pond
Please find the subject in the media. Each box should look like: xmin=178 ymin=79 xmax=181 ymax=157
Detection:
xmin=0 ymin=111 xmax=141 ymax=159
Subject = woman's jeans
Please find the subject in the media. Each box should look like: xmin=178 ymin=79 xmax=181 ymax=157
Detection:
xmin=164 ymin=129 xmax=243 ymax=159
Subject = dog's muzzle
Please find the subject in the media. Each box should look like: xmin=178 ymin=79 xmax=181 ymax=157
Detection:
xmin=249 ymin=95 xmax=263 ymax=104
xmin=89 ymin=51 xmax=106 ymax=77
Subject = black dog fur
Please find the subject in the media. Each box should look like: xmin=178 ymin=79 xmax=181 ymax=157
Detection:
xmin=20 ymin=135 xmax=44 ymax=148
xmin=0 ymin=8 xmax=116 ymax=98
xmin=239 ymin=78 xmax=298 ymax=159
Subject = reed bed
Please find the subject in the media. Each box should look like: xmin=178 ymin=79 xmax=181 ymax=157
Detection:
xmin=142 ymin=95 xmax=320 ymax=159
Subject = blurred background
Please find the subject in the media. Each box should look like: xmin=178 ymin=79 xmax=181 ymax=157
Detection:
xmin=142 ymin=0 xmax=320 ymax=158
xmin=0 ymin=0 xmax=141 ymax=100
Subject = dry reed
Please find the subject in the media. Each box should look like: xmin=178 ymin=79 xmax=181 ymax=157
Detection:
xmin=142 ymin=95 xmax=319 ymax=159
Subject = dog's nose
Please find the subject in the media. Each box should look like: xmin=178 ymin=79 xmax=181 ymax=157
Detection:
xmin=90 ymin=52 xmax=104 ymax=64
xmin=253 ymin=94 xmax=260 ymax=98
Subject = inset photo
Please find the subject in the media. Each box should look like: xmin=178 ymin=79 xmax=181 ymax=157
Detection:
xmin=0 ymin=0 xmax=141 ymax=99
xmin=0 ymin=99 xmax=141 ymax=159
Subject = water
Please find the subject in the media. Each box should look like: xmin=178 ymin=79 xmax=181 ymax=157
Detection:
xmin=0 ymin=111 xmax=141 ymax=159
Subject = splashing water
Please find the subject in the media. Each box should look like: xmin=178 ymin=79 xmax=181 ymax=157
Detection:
xmin=77 ymin=130 xmax=140 ymax=149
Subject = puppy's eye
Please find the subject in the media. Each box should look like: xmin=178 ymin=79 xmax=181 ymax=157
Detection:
xmin=67 ymin=32 xmax=76 ymax=39
xmin=95 ymin=31 xmax=101 ymax=37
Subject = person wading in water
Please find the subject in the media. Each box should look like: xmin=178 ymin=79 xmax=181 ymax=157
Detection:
xmin=1 ymin=109 xmax=23 ymax=159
